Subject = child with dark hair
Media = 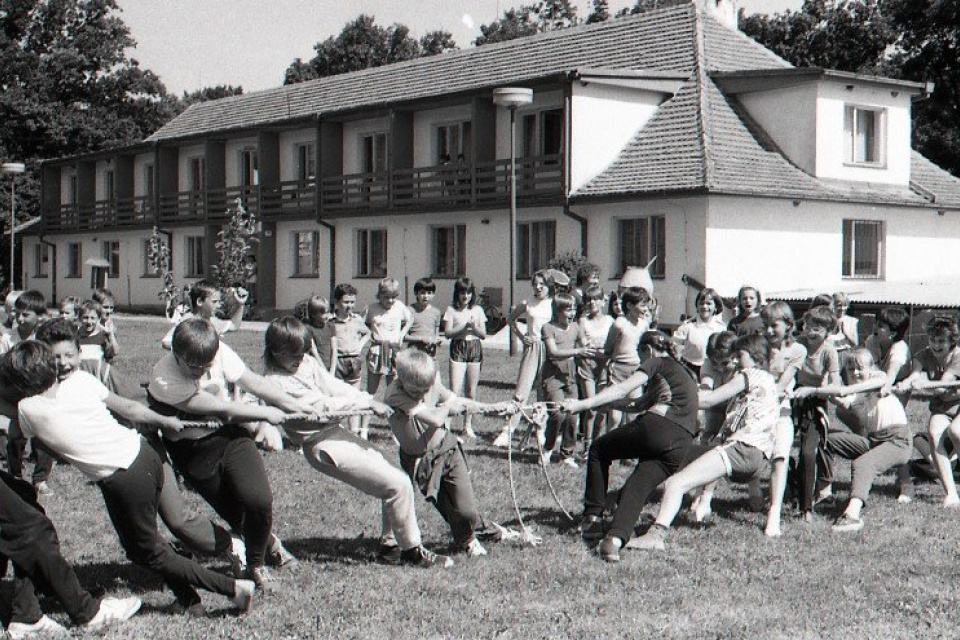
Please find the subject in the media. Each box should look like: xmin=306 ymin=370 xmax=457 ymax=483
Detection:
xmin=59 ymin=295 xmax=82 ymax=325
xmin=77 ymin=300 xmax=119 ymax=381
xmin=2 ymin=340 xmax=257 ymax=615
xmin=601 ymin=286 xmax=655 ymax=430
xmin=699 ymin=330 xmax=739 ymax=441
xmin=161 ymin=280 xmax=246 ymax=350
xmin=576 ymin=284 xmax=613 ymax=452
xmin=865 ymin=307 xmax=912 ymax=396
xmin=727 ymin=285 xmax=763 ymax=337
xmin=297 ymin=294 xmax=332 ymax=366
xmin=12 ymin=290 xmax=45 ymax=343
xmin=365 ymin=278 xmax=413 ymax=438
xmin=328 ymin=283 xmax=371 ymax=438
xmin=672 ymin=288 xmax=726 ymax=377
xmin=443 ymin=277 xmax=487 ymax=439
xmin=404 ymin=278 xmax=442 ymax=357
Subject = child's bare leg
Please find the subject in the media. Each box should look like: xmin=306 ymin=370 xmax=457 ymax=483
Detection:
xmin=494 ymin=346 xmax=538 ymax=446
xmin=655 ymin=450 xmax=728 ymax=530
xmin=929 ymin=414 xmax=959 ymax=506
xmin=363 ymin=372 xmax=383 ymax=440
xmin=449 ymin=360 xmax=468 ymax=433
xmin=464 ymin=363 xmax=481 ymax=438
xmin=766 ymin=417 xmax=794 ymax=537
xmin=691 ymin=480 xmax=718 ymax=522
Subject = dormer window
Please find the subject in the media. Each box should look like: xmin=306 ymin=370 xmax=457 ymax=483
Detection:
xmin=844 ymin=105 xmax=885 ymax=166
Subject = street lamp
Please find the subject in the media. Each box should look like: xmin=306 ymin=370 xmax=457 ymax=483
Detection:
xmin=492 ymin=87 xmax=533 ymax=356
xmin=2 ymin=162 xmax=26 ymax=290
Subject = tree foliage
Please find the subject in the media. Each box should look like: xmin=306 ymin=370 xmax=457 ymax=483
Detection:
xmin=283 ymin=14 xmax=456 ymax=84
xmin=179 ymin=85 xmax=244 ymax=109
xmin=474 ymin=0 xmax=579 ymax=46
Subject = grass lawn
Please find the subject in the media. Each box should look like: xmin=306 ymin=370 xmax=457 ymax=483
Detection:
xmin=5 ymin=316 xmax=957 ymax=639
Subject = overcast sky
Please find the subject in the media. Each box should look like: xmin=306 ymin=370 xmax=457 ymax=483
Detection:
xmin=117 ymin=0 xmax=801 ymax=95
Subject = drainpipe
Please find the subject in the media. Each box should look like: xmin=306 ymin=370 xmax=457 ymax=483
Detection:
xmin=318 ymin=219 xmax=336 ymax=300
xmin=38 ymin=235 xmax=57 ymax=303
xmin=562 ymin=205 xmax=588 ymax=257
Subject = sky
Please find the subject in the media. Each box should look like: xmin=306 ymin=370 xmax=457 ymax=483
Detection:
xmin=116 ymin=0 xmax=802 ymax=96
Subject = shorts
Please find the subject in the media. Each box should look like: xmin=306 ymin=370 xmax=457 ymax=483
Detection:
xmin=450 ymin=338 xmax=483 ymax=364
xmin=410 ymin=342 xmax=438 ymax=357
xmin=606 ymin=360 xmax=639 ymax=385
xmin=335 ymin=354 xmax=363 ymax=385
xmin=577 ymin=356 xmax=607 ymax=384
xmin=717 ymin=441 xmax=766 ymax=483
xmin=366 ymin=343 xmax=396 ymax=376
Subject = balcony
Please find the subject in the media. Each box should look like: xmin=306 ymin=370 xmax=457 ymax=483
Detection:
xmin=44 ymin=196 xmax=155 ymax=232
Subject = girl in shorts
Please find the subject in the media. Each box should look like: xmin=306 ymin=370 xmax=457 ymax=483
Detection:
xmin=443 ymin=277 xmax=487 ymax=439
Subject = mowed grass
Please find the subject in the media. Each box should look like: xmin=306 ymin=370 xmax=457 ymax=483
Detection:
xmin=7 ymin=316 xmax=959 ymax=639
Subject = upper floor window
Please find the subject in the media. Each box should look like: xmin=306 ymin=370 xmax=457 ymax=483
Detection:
xmin=437 ymin=122 xmax=472 ymax=164
xmin=143 ymin=163 xmax=155 ymax=199
xmin=619 ymin=216 xmax=665 ymax=279
xmin=66 ymin=243 xmax=82 ymax=278
xmin=104 ymin=170 xmax=115 ymax=202
xmin=294 ymin=231 xmax=320 ymax=277
xmin=356 ymin=228 xmax=387 ymax=278
xmin=34 ymin=244 xmax=49 ymax=278
xmin=842 ymin=219 xmax=883 ymax=279
xmin=66 ymin=173 xmax=77 ymax=205
xmin=102 ymin=240 xmax=120 ymax=278
xmin=296 ymin=143 xmax=316 ymax=184
xmin=362 ymin=133 xmax=388 ymax=174
xmin=239 ymin=148 xmax=258 ymax=187
xmin=433 ymin=225 xmax=466 ymax=278
xmin=517 ymin=220 xmax=556 ymax=279
xmin=844 ymin=106 xmax=885 ymax=166
xmin=185 ymin=236 xmax=205 ymax=278
xmin=188 ymin=157 xmax=205 ymax=192
xmin=522 ymin=108 xmax=564 ymax=157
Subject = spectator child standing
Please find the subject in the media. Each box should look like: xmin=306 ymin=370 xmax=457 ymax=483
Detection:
xmin=404 ymin=278 xmax=443 ymax=357
xmin=828 ymin=292 xmax=859 ymax=371
xmin=76 ymin=300 xmax=119 ymax=382
xmin=299 ymin=294 xmax=332 ymax=367
xmin=443 ymin=277 xmax=487 ymax=439
xmin=365 ymin=278 xmax=413 ymax=437
xmin=91 ymin=288 xmax=118 ymax=336
xmin=672 ymin=288 xmax=727 ymax=377
xmin=328 ymin=284 xmax=371 ymax=438
xmin=728 ymin=285 xmax=764 ymax=337
xmin=576 ymin=285 xmax=613 ymax=452
xmin=58 ymin=296 xmax=82 ymax=326
xmin=602 ymin=287 xmax=655 ymax=430
xmin=161 ymin=280 xmax=246 ymax=350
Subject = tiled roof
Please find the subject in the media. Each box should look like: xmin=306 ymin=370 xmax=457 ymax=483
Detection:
xmin=910 ymin=153 xmax=960 ymax=208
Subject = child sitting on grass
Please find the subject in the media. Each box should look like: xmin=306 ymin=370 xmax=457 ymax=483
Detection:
xmin=385 ymin=348 xmax=509 ymax=557
xmin=260 ymin=317 xmax=454 ymax=569
xmin=794 ymin=347 xmax=912 ymax=532
xmin=627 ymin=333 xmax=780 ymax=553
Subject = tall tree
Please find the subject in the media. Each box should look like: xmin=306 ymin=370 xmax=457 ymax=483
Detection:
xmin=586 ymin=0 xmax=611 ymax=23
xmin=179 ymin=85 xmax=244 ymax=110
xmin=284 ymin=15 xmax=455 ymax=84
xmin=474 ymin=1 xmax=579 ymax=46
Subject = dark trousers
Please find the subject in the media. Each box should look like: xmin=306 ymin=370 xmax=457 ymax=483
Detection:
xmin=403 ymin=447 xmax=481 ymax=547
xmin=164 ymin=428 xmax=273 ymax=569
xmin=794 ymin=398 xmax=832 ymax=512
xmin=583 ymin=414 xmax=694 ymax=541
xmin=98 ymin=444 xmax=235 ymax=607
xmin=0 ymin=470 xmax=99 ymax=625
xmin=6 ymin=419 xmax=54 ymax=485
xmin=544 ymin=409 xmax=577 ymax=458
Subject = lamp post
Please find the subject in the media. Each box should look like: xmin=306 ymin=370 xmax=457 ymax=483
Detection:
xmin=492 ymin=87 xmax=533 ymax=356
xmin=2 ymin=162 xmax=26 ymax=289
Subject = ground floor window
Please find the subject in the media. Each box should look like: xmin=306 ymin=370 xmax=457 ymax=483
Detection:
xmin=66 ymin=243 xmax=82 ymax=278
xmin=517 ymin=220 xmax=555 ymax=279
xmin=34 ymin=244 xmax=49 ymax=278
xmin=102 ymin=240 xmax=120 ymax=278
xmin=185 ymin=236 xmax=205 ymax=278
xmin=433 ymin=225 xmax=466 ymax=277
xmin=294 ymin=231 xmax=320 ymax=277
xmin=618 ymin=216 xmax=665 ymax=279
xmin=842 ymin=219 xmax=883 ymax=278
xmin=356 ymin=228 xmax=387 ymax=278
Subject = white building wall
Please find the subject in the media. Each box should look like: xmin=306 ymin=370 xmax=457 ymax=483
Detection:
xmin=273 ymin=221 xmax=332 ymax=309
xmin=703 ymin=196 xmax=960 ymax=298
xmin=815 ymin=81 xmax=912 ymax=185
xmin=134 ymin=152 xmax=153 ymax=197
xmin=343 ymin=117 xmax=390 ymax=174
xmin=738 ymin=84 xmax=818 ymax=175
xmin=279 ymin=128 xmax=316 ymax=181
xmin=568 ymin=83 xmax=664 ymax=193
xmin=413 ymin=105 xmax=472 ymax=167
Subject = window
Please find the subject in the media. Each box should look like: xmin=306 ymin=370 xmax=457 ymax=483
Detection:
xmin=619 ymin=216 xmax=666 ymax=279
xmin=239 ymin=148 xmax=258 ymax=186
xmin=433 ymin=225 xmax=466 ymax=277
xmin=67 ymin=174 xmax=77 ymax=205
xmin=34 ymin=244 xmax=49 ymax=278
xmin=356 ymin=229 xmax=387 ymax=277
xmin=842 ymin=219 xmax=883 ymax=279
xmin=187 ymin=157 xmax=205 ymax=192
xmin=517 ymin=221 xmax=556 ymax=278
xmin=66 ymin=243 xmax=82 ymax=278
xmin=102 ymin=240 xmax=120 ymax=278
xmin=104 ymin=170 xmax=115 ymax=202
xmin=144 ymin=164 xmax=155 ymax=198
xmin=437 ymin=122 xmax=472 ymax=163
xmin=185 ymin=236 xmax=205 ymax=278
xmin=296 ymin=143 xmax=316 ymax=184
xmin=844 ymin=106 xmax=884 ymax=165
xmin=361 ymin=133 xmax=388 ymax=173
xmin=294 ymin=231 xmax=319 ymax=277
xmin=521 ymin=109 xmax=564 ymax=157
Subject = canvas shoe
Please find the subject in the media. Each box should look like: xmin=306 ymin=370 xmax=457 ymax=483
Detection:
xmin=33 ymin=481 xmax=52 ymax=497
xmin=267 ymin=536 xmax=299 ymax=569
xmin=7 ymin=615 xmax=66 ymax=639
xmin=227 ymin=535 xmax=247 ymax=577
xmin=560 ymin=456 xmax=579 ymax=470
xmin=540 ymin=449 xmax=553 ymax=465
xmin=598 ymin=535 xmax=622 ymax=563
xmin=832 ymin=514 xmax=864 ymax=533
xmin=492 ymin=428 xmax=512 ymax=448
xmin=464 ymin=425 xmax=477 ymax=439
xmin=464 ymin=538 xmax=488 ymax=557
xmin=85 ymin=597 xmax=142 ymax=630
xmin=399 ymin=546 xmax=454 ymax=569
xmin=624 ymin=525 xmax=667 ymax=551
xmin=246 ymin=566 xmax=275 ymax=590
xmin=231 ymin=579 xmax=256 ymax=612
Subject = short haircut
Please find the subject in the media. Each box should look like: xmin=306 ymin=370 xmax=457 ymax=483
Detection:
xmin=36 ymin=318 xmax=80 ymax=348
xmin=377 ymin=278 xmax=401 ymax=298
xmin=189 ymin=280 xmax=219 ymax=309
xmin=263 ymin=316 xmax=312 ymax=371
xmin=695 ymin=288 xmax=724 ymax=316
xmin=583 ymin=284 xmax=605 ymax=302
xmin=15 ymin=290 xmax=46 ymax=314
xmin=91 ymin=288 xmax=115 ymax=305
xmin=832 ymin=292 xmax=849 ymax=307
xmin=171 ymin=318 xmax=220 ymax=364
xmin=576 ymin=265 xmax=601 ymax=286
xmin=452 ymin=277 xmax=478 ymax=308
xmin=878 ymin=307 xmax=910 ymax=342
xmin=847 ymin=346 xmax=875 ymax=370
xmin=307 ymin=295 xmax=329 ymax=318
xmin=737 ymin=285 xmax=762 ymax=306
xmin=706 ymin=330 xmax=737 ymax=362
xmin=394 ymin=348 xmax=437 ymax=393
xmin=552 ymin=293 xmax=576 ymax=319
xmin=333 ymin=283 xmax=357 ymax=301
xmin=79 ymin=300 xmax=103 ymax=319
xmin=59 ymin=295 xmax=81 ymax=310
xmin=926 ymin=316 xmax=959 ymax=345
xmin=761 ymin=300 xmax=795 ymax=328
xmin=734 ymin=333 xmax=771 ymax=369
xmin=809 ymin=294 xmax=833 ymax=310
xmin=413 ymin=277 xmax=436 ymax=294
xmin=620 ymin=286 xmax=652 ymax=311
xmin=532 ymin=269 xmax=556 ymax=297
xmin=803 ymin=305 xmax=838 ymax=333
xmin=0 ymin=341 xmax=58 ymax=397
xmin=640 ymin=330 xmax=675 ymax=356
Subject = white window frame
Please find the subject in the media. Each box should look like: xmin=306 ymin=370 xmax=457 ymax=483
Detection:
xmin=618 ymin=216 xmax=666 ymax=279
xmin=843 ymin=105 xmax=886 ymax=167
xmin=185 ymin=236 xmax=205 ymax=278
xmin=432 ymin=225 xmax=466 ymax=278
xmin=293 ymin=231 xmax=320 ymax=277
xmin=102 ymin=240 xmax=120 ymax=279
xmin=842 ymin=219 xmax=884 ymax=279
xmin=34 ymin=244 xmax=49 ymax=278
xmin=356 ymin=228 xmax=387 ymax=278
xmin=517 ymin=220 xmax=556 ymax=279
xmin=66 ymin=242 xmax=82 ymax=278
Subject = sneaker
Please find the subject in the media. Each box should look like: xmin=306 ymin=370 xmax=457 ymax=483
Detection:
xmin=598 ymin=535 xmax=622 ymax=563
xmin=624 ymin=525 xmax=667 ymax=551
xmin=399 ymin=546 xmax=454 ymax=569
xmin=579 ymin=515 xmax=605 ymax=541
xmin=227 ymin=535 xmax=247 ymax=577
xmin=358 ymin=428 xmax=369 ymax=440
xmin=814 ymin=485 xmax=833 ymax=506
xmin=897 ymin=493 xmax=914 ymax=504
xmin=464 ymin=538 xmax=487 ymax=557
xmin=267 ymin=537 xmax=299 ymax=569
xmin=245 ymin=566 xmax=275 ymax=589
xmin=376 ymin=542 xmax=402 ymax=564
xmin=832 ymin=514 xmax=864 ymax=533
xmin=464 ymin=426 xmax=477 ymax=439
xmin=492 ymin=429 xmax=512 ymax=448
xmin=33 ymin=481 xmax=52 ymax=497
xmin=943 ymin=494 xmax=960 ymax=508
xmin=561 ymin=456 xmax=579 ymax=470
xmin=540 ymin=449 xmax=553 ymax=465
xmin=85 ymin=596 xmax=142 ymax=630
xmin=8 ymin=615 xmax=67 ymax=638
xmin=231 ymin=579 xmax=256 ymax=612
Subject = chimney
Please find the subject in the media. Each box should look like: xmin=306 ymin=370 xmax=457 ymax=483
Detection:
xmin=700 ymin=0 xmax=739 ymax=30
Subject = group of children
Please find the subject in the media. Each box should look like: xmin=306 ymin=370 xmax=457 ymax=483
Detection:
xmin=0 ymin=271 xmax=954 ymax=634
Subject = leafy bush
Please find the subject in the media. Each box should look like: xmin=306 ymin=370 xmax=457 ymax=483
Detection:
xmin=548 ymin=249 xmax=599 ymax=286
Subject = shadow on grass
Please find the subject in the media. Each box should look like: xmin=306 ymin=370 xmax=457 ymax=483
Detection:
xmin=479 ymin=379 xmax=515 ymax=391
xmin=283 ymin=536 xmax=378 ymax=566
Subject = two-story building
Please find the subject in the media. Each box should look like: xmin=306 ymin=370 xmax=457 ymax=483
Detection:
xmin=30 ymin=0 xmax=960 ymax=323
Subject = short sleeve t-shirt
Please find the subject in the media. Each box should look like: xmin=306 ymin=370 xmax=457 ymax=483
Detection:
xmin=866 ymin=337 xmax=911 ymax=383
xmin=443 ymin=306 xmax=487 ymax=340
xmin=407 ymin=304 xmax=442 ymax=343
xmin=522 ymin=298 xmax=553 ymax=339
xmin=769 ymin=342 xmax=807 ymax=381
xmin=18 ymin=371 xmax=140 ymax=481
xmin=79 ymin=330 xmax=111 ymax=363
xmin=541 ymin=322 xmax=578 ymax=379
xmin=914 ymin=346 xmax=960 ymax=414
xmin=328 ymin=313 xmax=368 ymax=356
xmin=796 ymin=341 xmax=840 ymax=388
xmin=722 ymin=368 xmax=780 ymax=458
xmin=637 ymin=357 xmax=699 ymax=435
xmin=577 ymin=314 xmax=613 ymax=350
xmin=672 ymin=316 xmax=727 ymax=367
xmin=366 ymin=301 xmax=412 ymax=344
